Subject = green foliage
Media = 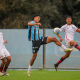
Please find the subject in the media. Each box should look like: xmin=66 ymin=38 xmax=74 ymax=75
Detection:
xmin=0 ymin=0 xmax=80 ymax=29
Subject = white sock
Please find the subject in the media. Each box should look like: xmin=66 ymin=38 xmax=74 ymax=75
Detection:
xmin=28 ymin=65 xmax=32 ymax=71
xmin=61 ymin=44 xmax=66 ymax=50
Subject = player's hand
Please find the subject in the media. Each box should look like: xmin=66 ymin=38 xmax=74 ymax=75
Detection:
xmin=60 ymin=38 xmax=63 ymax=42
xmin=36 ymin=23 xmax=41 ymax=26
xmin=4 ymin=40 xmax=8 ymax=43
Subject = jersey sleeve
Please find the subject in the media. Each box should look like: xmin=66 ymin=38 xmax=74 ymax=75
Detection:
xmin=60 ymin=25 xmax=65 ymax=32
xmin=73 ymin=25 xmax=79 ymax=31
xmin=28 ymin=21 xmax=34 ymax=28
xmin=28 ymin=21 xmax=32 ymax=23
xmin=28 ymin=21 xmax=34 ymax=23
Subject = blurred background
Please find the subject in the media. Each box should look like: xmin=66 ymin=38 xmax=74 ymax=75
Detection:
xmin=0 ymin=0 xmax=80 ymax=69
xmin=0 ymin=0 xmax=80 ymax=29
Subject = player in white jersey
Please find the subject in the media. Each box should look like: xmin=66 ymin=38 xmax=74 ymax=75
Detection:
xmin=0 ymin=32 xmax=11 ymax=76
xmin=54 ymin=16 xmax=80 ymax=71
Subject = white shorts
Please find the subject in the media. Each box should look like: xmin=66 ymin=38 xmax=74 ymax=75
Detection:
xmin=65 ymin=39 xmax=73 ymax=48
xmin=0 ymin=49 xmax=10 ymax=60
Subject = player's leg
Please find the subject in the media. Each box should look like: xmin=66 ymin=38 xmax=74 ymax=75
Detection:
xmin=0 ymin=58 xmax=6 ymax=76
xmin=30 ymin=53 xmax=37 ymax=66
xmin=3 ymin=50 xmax=11 ymax=76
xmin=47 ymin=37 xmax=73 ymax=52
xmin=54 ymin=51 xmax=71 ymax=71
xmin=3 ymin=56 xmax=11 ymax=76
xmin=28 ymin=53 xmax=37 ymax=71
xmin=4 ymin=56 xmax=11 ymax=71
xmin=70 ymin=40 xmax=80 ymax=51
xmin=27 ymin=40 xmax=40 ymax=77
xmin=27 ymin=53 xmax=37 ymax=77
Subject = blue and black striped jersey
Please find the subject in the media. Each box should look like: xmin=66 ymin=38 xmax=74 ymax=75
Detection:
xmin=28 ymin=21 xmax=42 ymax=41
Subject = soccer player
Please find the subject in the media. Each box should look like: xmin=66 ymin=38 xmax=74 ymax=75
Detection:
xmin=0 ymin=32 xmax=11 ymax=76
xmin=27 ymin=14 xmax=73 ymax=77
xmin=54 ymin=16 xmax=80 ymax=71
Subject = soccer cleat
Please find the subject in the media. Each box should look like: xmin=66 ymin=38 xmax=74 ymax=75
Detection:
xmin=54 ymin=64 xmax=58 ymax=71
xmin=27 ymin=70 xmax=30 ymax=77
xmin=64 ymin=48 xmax=73 ymax=52
xmin=2 ymin=71 xmax=9 ymax=76
xmin=0 ymin=72 xmax=4 ymax=76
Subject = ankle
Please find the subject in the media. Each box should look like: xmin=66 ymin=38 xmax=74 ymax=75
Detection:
xmin=28 ymin=65 xmax=32 ymax=71
xmin=56 ymin=64 xmax=58 ymax=66
xmin=4 ymin=67 xmax=8 ymax=72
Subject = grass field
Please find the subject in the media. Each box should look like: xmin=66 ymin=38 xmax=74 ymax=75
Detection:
xmin=0 ymin=70 xmax=80 ymax=80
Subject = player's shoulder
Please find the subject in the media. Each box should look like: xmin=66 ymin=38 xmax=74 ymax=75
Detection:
xmin=0 ymin=32 xmax=3 ymax=36
xmin=28 ymin=21 xmax=34 ymax=23
xmin=0 ymin=32 xmax=3 ymax=34
xmin=62 ymin=24 xmax=67 ymax=27
xmin=71 ymin=24 xmax=76 ymax=27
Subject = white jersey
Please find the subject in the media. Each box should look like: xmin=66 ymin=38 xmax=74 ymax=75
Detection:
xmin=0 ymin=32 xmax=10 ymax=59
xmin=0 ymin=32 xmax=6 ymax=50
xmin=60 ymin=24 xmax=78 ymax=41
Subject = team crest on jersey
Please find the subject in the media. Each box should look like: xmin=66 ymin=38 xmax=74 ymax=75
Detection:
xmin=67 ymin=28 xmax=69 ymax=29
xmin=36 ymin=26 xmax=38 ymax=27
xmin=36 ymin=25 xmax=39 ymax=28
xmin=72 ymin=27 xmax=74 ymax=29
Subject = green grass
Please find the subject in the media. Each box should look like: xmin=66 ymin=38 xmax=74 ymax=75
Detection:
xmin=0 ymin=70 xmax=80 ymax=80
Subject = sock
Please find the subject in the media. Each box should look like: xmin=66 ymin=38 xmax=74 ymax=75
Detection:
xmin=4 ymin=67 xmax=8 ymax=72
xmin=56 ymin=57 xmax=65 ymax=66
xmin=0 ymin=67 xmax=3 ymax=72
xmin=61 ymin=44 xmax=66 ymax=50
xmin=28 ymin=65 xmax=32 ymax=71
xmin=74 ymin=44 xmax=80 ymax=51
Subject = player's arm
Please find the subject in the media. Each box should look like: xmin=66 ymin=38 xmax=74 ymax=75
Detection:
xmin=73 ymin=25 xmax=80 ymax=33
xmin=57 ymin=26 xmax=65 ymax=42
xmin=4 ymin=40 xmax=7 ymax=43
xmin=57 ymin=34 xmax=63 ymax=42
xmin=28 ymin=22 xmax=41 ymax=26
xmin=76 ymin=29 xmax=80 ymax=33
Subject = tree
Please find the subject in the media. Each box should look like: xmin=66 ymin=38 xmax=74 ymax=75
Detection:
xmin=0 ymin=0 xmax=80 ymax=29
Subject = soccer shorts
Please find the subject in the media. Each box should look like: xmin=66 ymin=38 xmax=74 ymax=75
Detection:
xmin=65 ymin=39 xmax=73 ymax=48
xmin=0 ymin=49 xmax=10 ymax=60
xmin=32 ymin=37 xmax=47 ymax=53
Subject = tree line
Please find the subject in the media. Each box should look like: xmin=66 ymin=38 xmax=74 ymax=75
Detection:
xmin=0 ymin=0 xmax=80 ymax=29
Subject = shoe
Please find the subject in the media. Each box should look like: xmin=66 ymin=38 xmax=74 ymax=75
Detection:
xmin=27 ymin=70 xmax=30 ymax=77
xmin=2 ymin=71 xmax=9 ymax=76
xmin=54 ymin=64 xmax=58 ymax=71
xmin=64 ymin=48 xmax=73 ymax=52
xmin=0 ymin=72 xmax=4 ymax=76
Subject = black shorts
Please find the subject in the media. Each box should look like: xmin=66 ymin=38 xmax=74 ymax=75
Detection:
xmin=32 ymin=37 xmax=47 ymax=53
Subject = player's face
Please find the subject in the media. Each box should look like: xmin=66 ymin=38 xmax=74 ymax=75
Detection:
xmin=34 ymin=16 xmax=41 ymax=23
xmin=66 ymin=18 xmax=72 ymax=25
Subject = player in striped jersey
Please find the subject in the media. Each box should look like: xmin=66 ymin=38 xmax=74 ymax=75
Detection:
xmin=54 ymin=16 xmax=80 ymax=71
xmin=27 ymin=14 xmax=73 ymax=77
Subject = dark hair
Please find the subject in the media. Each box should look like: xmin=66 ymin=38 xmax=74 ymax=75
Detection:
xmin=33 ymin=14 xmax=40 ymax=18
xmin=66 ymin=16 xmax=72 ymax=19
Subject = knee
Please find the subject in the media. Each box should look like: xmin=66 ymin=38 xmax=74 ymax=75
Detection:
xmin=66 ymin=54 xmax=70 ymax=58
xmin=52 ymin=37 xmax=57 ymax=42
xmin=71 ymin=40 xmax=77 ymax=45
xmin=6 ymin=56 xmax=11 ymax=62
xmin=74 ymin=42 xmax=77 ymax=45
xmin=53 ymin=37 xmax=57 ymax=40
xmin=3 ymin=60 xmax=7 ymax=64
xmin=7 ymin=58 xmax=11 ymax=62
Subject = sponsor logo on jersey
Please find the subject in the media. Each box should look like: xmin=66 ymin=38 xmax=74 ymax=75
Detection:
xmin=33 ymin=47 xmax=38 ymax=49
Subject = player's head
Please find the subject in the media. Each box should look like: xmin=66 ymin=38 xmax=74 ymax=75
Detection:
xmin=66 ymin=16 xmax=72 ymax=25
xmin=33 ymin=14 xmax=41 ymax=23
